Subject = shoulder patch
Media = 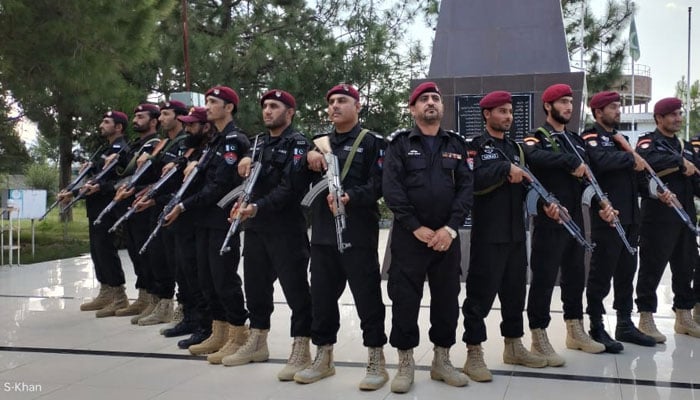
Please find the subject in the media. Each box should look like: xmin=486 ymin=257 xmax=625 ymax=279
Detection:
xmin=386 ymin=129 xmax=410 ymax=143
xmin=582 ymin=133 xmax=598 ymax=141
xmin=524 ymin=137 xmax=539 ymax=144
xmin=225 ymin=133 xmax=239 ymax=139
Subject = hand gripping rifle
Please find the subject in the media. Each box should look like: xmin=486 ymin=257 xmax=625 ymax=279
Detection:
xmin=138 ymin=143 xmax=216 ymax=254
xmin=106 ymin=165 xmax=180 ymax=231
xmin=217 ymin=136 xmax=262 ymax=255
xmin=620 ymin=136 xmax=698 ymax=235
xmin=94 ymin=158 xmax=155 ymax=226
xmin=301 ymin=149 xmax=351 ymax=253
xmin=40 ymin=161 xmax=95 ymax=220
xmin=61 ymin=148 xmax=127 ymax=213
xmin=555 ymin=132 xmax=635 ymax=254
xmin=485 ymin=139 xmax=595 ymax=252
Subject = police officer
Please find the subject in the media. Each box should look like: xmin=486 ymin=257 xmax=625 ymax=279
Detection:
xmin=220 ymin=90 xmax=313 ymax=380
xmin=635 ymin=97 xmax=700 ymax=340
xmin=688 ymin=133 xmax=700 ymax=325
xmin=166 ymin=107 xmax=215 ymax=349
xmin=133 ymin=100 xmax=190 ymax=328
xmin=523 ymin=84 xmax=609 ymax=360
xmin=113 ymin=103 xmax=164 ymax=322
xmin=60 ymin=111 xmax=129 ymax=317
xmin=164 ymin=85 xmax=252 ymax=362
xmin=462 ymin=91 xmax=551 ymax=383
xmin=383 ymin=82 xmax=471 ymax=394
xmin=293 ymin=84 xmax=388 ymax=391
xmin=582 ymin=91 xmax=656 ymax=352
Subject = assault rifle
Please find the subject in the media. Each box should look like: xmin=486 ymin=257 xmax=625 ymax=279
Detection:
xmin=95 ymin=158 xmax=155 ymax=226
xmin=484 ymin=138 xmax=595 ymax=252
xmin=617 ymin=135 xmax=698 ymax=235
xmin=217 ymin=136 xmax=262 ymax=255
xmin=556 ymin=133 xmax=636 ymax=255
xmin=60 ymin=148 xmax=127 ymax=213
xmin=301 ymin=152 xmax=351 ymax=253
xmin=40 ymin=161 xmax=95 ymax=220
xmin=138 ymin=142 xmax=216 ymax=254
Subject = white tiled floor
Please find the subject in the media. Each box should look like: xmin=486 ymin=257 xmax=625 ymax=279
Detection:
xmin=0 ymin=230 xmax=698 ymax=399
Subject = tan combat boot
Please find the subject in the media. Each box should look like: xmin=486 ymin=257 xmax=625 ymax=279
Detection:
xmin=637 ymin=312 xmax=666 ymax=343
xmin=95 ymin=286 xmax=129 ymax=318
xmin=138 ymin=298 xmax=174 ymax=326
xmin=278 ymin=337 xmax=311 ymax=381
xmin=222 ymin=328 xmax=269 ymax=366
xmin=504 ymin=337 xmax=547 ymax=368
xmin=693 ymin=303 xmax=700 ymax=325
xmin=207 ymin=324 xmax=249 ymax=364
xmin=464 ymin=344 xmax=492 ymax=382
xmin=130 ymin=294 xmax=158 ymax=325
xmin=115 ymin=288 xmax=149 ymax=317
xmin=160 ymin=303 xmax=184 ymax=334
xmin=294 ymin=345 xmax=335 ymax=384
xmin=390 ymin=349 xmax=414 ymax=393
xmin=358 ymin=347 xmax=389 ymax=391
xmin=430 ymin=346 xmax=469 ymax=387
xmin=674 ymin=309 xmax=700 ymax=338
xmin=80 ymin=285 xmax=111 ymax=311
xmin=531 ymin=328 xmax=565 ymax=367
xmin=189 ymin=320 xmax=228 ymax=356
xmin=565 ymin=319 xmax=605 ymax=354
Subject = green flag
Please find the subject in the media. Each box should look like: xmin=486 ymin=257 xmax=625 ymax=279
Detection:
xmin=629 ymin=16 xmax=640 ymax=62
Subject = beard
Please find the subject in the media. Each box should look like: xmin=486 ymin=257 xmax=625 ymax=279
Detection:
xmin=601 ymin=115 xmax=620 ymax=130
xmin=184 ymin=132 xmax=206 ymax=148
xmin=132 ymin=123 xmax=148 ymax=133
xmin=551 ymin=106 xmax=571 ymax=125
xmin=264 ymin=114 xmax=287 ymax=131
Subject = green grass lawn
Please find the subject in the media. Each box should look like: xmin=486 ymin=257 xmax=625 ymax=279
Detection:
xmin=2 ymin=204 xmax=91 ymax=264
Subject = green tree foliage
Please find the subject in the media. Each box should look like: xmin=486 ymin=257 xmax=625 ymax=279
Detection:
xmin=25 ymin=162 xmax=59 ymax=198
xmin=0 ymin=93 xmax=31 ymax=174
xmin=675 ymin=76 xmax=700 ymax=137
xmin=562 ymin=0 xmax=635 ymax=95
xmin=0 ymin=0 xmax=175 ymax=193
xmin=153 ymin=0 xmax=428 ymax=136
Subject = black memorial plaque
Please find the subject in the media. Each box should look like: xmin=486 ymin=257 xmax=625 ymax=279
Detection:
xmin=455 ymin=93 xmax=533 ymax=142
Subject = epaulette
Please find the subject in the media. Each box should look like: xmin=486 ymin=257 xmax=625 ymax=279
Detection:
xmin=445 ymin=129 xmax=468 ymax=145
xmin=386 ymin=129 xmax=410 ymax=143
xmin=369 ymin=131 xmax=385 ymax=140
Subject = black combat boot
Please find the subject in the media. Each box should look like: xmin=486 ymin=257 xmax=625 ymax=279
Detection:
xmin=615 ymin=313 xmax=656 ymax=347
xmin=163 ymin=315 xmax=196 ymax=338
xmin=178 ymin=327 xmax=212 ymax=349
xmin=588 ymin=315 xmax=624 ymax=353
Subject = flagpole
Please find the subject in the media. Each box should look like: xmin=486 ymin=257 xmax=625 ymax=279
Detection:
xmin=687 ymin=6 xmax=692 ymax=140
xmin=631 ymin=60 xmax=635 ymax=136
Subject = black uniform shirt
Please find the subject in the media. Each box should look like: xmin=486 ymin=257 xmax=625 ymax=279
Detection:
xmin=523 ymin=123 xmax=586 ymax=229
xmin=85 ymin=136 xmax=129 ymax=219
xmin=582 ymin=123 xmax=638 ymax=227
xmin=244 ymin=126 xmax=311 ymax=234
xmin=383 ymin=126 xmax=473 ymax=233
xmin=309 ymin=123 xmax=385 ymax=248
xmin=466 ymin=132 xmax=526 ymax=243
xmin=181 ymin=121 xmax=250 ymax=230
xmin=636 ymin=129 xmax=700 ymax=225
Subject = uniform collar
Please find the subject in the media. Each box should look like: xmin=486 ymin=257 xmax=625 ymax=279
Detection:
xmin=408 ymin=126 xmax=446 ymax=139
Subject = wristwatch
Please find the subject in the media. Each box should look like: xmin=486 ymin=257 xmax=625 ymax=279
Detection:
xmin=443 ymin=226 xmax=457 ymax=239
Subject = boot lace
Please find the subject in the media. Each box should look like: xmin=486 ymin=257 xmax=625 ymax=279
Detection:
xmin=366 ymin=348 xmax=382 ymax=375
xmin=534 ymin=329 xmax=556 ymax=354
xmin=287 ymin=338 xmax=306 ymax=364
xmin=397 ymin=352 xmax=413 ymax=377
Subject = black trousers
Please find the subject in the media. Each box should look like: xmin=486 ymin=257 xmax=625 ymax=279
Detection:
xmin=694 ymin=252 xmax=700 ymax=303
xmin=196 ymin=226 xmax=248 ymax=325
xmin=636 ymin=221 xmax=696 ymax=312
xmin=88 ymin=212 xmax=125 ymax=287
xmin=174 ymin=226 xmax=209 ymax=328
xmin=147 ymin=221 xmax=176 ymax=299
xmin=527 ymin=226 xmax=585 ymax=329
xmin=388 ymin=227 xmax=460 ymax=350
xmin=463 ymin=241 xmax=527 ymax=345
xmin=124 ymin=212 xmax=154 ymax=291
xmin=586 ymin=224 xmax=638 ymax=317
xmin=310 ymin=244 xmax=386 ymax=347
xmin=243 ymin=230 xmax=312 ymax=337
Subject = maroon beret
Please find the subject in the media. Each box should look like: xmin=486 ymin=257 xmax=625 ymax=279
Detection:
xmin=160 ymin=100 xmax=188 ymax=115
xmin=589 ymin=91 xmax=620 ymax=110
xmin=104 ymin=110 xmax=128 ymax=126
xmin=261 ymin=89 xmax=296 ymax=109
xmin=326 ymin=84 xmax=360 ymax=102
xmin=133 ymin=103 xmax=161 ymax=115
xmin=177 ymin=107 xmax=208 ymax=124
xmin=205 ymin=86 xmax=240 ymax=107
xmin=409 ymin=82 xmax=441 ymax=106
xmin=654 ymin=97 xmax=683 ymax=116
xmin=479 ymin=91 xmax=512 ymax=109
xmin=542 ymin=84 xmax=573 ymax=103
